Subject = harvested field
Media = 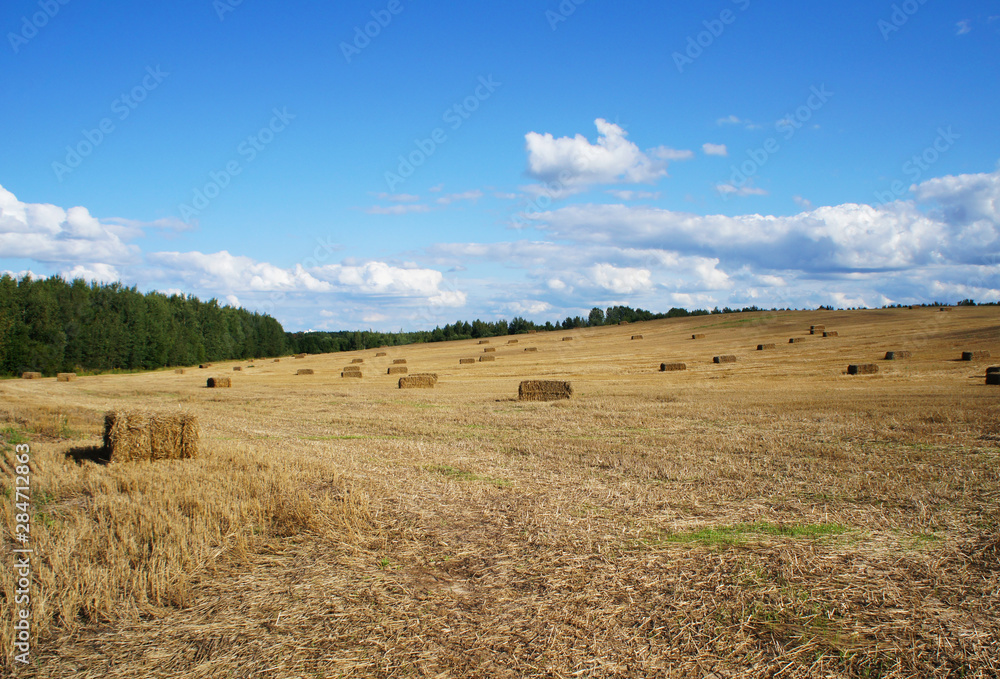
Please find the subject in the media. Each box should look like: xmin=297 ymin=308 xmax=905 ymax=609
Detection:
xmin=5 ymin=307 xmax=1000 ymax=679
xmin=518 ymin=380 xmax=572 ymax=401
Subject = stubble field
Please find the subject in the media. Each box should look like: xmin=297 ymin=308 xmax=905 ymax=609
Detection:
xmin=2 ymin=307 xmax=999 ymax=678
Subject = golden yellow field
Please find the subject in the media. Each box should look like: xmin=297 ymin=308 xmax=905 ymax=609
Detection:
xmin=2 ymin=307 xmax=999 ymax=678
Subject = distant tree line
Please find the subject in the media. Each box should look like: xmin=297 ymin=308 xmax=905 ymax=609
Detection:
xmin=0 ymin=275 xmax=286 ymax=377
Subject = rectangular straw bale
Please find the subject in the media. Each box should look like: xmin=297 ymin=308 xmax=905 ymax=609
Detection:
xmin=341 ymin=371 xmax=363 ymax=378
xmin=528 ymin=330 xmax=538 ymax=334
xmin=207 ymin=377 xmax=231 ymax=388
xmin=297 ymin=369 xmax=315 ymax=375
xmin=507 ymin=339 xmax=519 ymax=344
xmin=789 ymin=338 xmax=805 ymax=343
xmin=823 ymin=331 xmax=838 ymax=337
xmin=483 ymin=347 xmax=496 ymax=353
xmin=660 ymin=363 xmax=686 ymax=371
xmin=691 ymin=334 xmax=705 ymax=340
xmin=174 ymin=369 xmax=185 ymax=374
xmin=459 ymin=358 xmax=475 ymax=364
xmin=392 ymin=359 xmax=407 ymax=365
xmin=104 ymin=410 xmax=199 ymax=462
xmin=273 ymin=359 xmax=280 ymax=362
xmin=294 ymin=353 xmax=307 ymax=359
xmin=478 ymin=340 xmax=491 ymax=345
xmin=387 ymin=366 xmax=408 ymax=375
xmin=885 ymin=351 xmax=912 ymax=360
xmin=479 ymin=355 xmax=496 ymax=362
xmin=962 ymin=350 xmax=991 ymax=361
xmin=342 ymin=365 xmax=362 ymax=372
xmin=199 ymin=364 xmax=212 ymax=369
xmin=810 ymin=325 xmax=825 ymax=333
xmin=987 ymin=373 xmax=1000 ymax=385
xmin=351 ymin=358 xmax=364 ymax=364
xmin=619 ymin=321 xmax=629 ymax=325
xmin=518 ymin=380 xmax=572 ymax=402
xmin=714 ymin=355 xmax=737 ymax=364
xmin=524 ymin=347 xmax=538 ymax=352
xmin=631 ymin=335 xmax=644 ymax=340
xmin=376 ymin=352 xmax=387 ymax=357
xmin=233 ymin=366 xmax=242 ymax=371
xmin=399 ymin=374 xmax=437 ymax=389
xmin=57 ymin=373 xmax=77 ymax=382
xmin=562 ymin=337 xmax=574 ymax=341
xmin=757 ymin=344 xmax=776 ymax=350
xmin=848 ymin=364 xmax=879 ymax=375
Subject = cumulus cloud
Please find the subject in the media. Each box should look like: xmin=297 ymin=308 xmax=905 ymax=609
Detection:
xmin=63 ymin=263 xmax=121 ymax=283
xmin=702 ymin=143 xmax=728 ymax=157
xmin=150 ymin=250 xmax=334 ymax=292
xmin=607 ymin=190 xmax=662 ymax=201
xmin=524 ymin=119 xmax=676 ymax=190
xmin=716 ymin=183 xmax=767 ymax=197
xmin=588 ymin=263 xmax=653 ymax=294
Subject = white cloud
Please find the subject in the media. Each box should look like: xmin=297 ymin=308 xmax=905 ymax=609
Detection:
xmin=436 ymin=190 xmax=483 ymax=205
xmin=956 ymin=20 xmax=972 ymax=35
xmin=371 ymin=192 xmax=421 ymax=203
xmin=702 ymin=143 xmax=728 ymax=157
xmin=366 ymin=204 xmax=432 ymax=215
xmin=500 ymin=300 xmax=552 ymax=315
xmin=312 ymin=261 xmax=466 ymax=306
xmin=716 ymin=183 xmax=767 ymax=197
xmin=793 ymin=195 xmax=813 ymax=209
xmin=588 ymin=263 xmax=653 ymax=294
xmin=717 ymin=115 xmax=759 ymax=130
xmin=524 ymin=118 xmax=673 ymax=190
xmin=63 ymin=263 xmax=121 ymax=283
xmin=913 ymin=168 xmax=1000 ymax=225
xmin=607 ymin=190 xmax=662 ymax=201
xmin=150 ymin=250 xmax=334 ymax=292
xmin=653 ymin=147 xmax=696 ymax=161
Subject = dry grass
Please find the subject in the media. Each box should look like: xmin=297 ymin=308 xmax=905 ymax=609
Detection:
xmin=3 ymin=307 xmax=1000 ymax=677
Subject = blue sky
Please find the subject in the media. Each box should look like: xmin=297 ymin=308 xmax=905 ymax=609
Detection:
xmin=1 ymin=0 xmax=999 ymax=331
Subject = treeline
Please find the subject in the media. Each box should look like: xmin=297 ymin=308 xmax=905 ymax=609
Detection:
xmin=0 ymin=275 xmax=286 ymax=376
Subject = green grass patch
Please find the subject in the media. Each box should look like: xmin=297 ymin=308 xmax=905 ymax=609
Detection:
xmin=1 ymin=426 xmax=28 ymax=447
xmin=659 ymin=522 xmax=848 ymax=547
xmin=427 ymin=464 xmax=512 ymax=487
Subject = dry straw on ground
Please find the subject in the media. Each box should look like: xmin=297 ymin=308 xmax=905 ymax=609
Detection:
xmin=296 ymin=369 xmax=315 ymax=376
xmin=848 ymin=364 xmax=879 ymax=375
xmin=885 ymin=351 xmax=912 ymax=360
xmin=757 ymin=344 xmax=776 ymax=350
xmin=387 ymin=366 xmax=408 ymax=375
xmin=207 ymin=377 xmax=231 ymax=388
xmin=479 ymin=355 xmax=496 ymax=362
xmin=962 ymin=350 xmax=991 ymax=361
xmin=103 ymin=410 xmax=199 ymax=462
xmin=392 ymin=359 xmax=407 ymax=365
xmin=823 ymin=331 xmax=839 ymax=337
xmin=691 ymin=334 xmax=705 ymax=339
xmin=57 ymin=373 xmax=77 ymax=382
xmin=631 ymin=335 xmax=644 ymax=340
xmin=399 ymin=374 xmax=437 ymax=389
xmin=660 ymin=362 xmax=686 ymax=371
xmin=518 ymin=380 xmax=573 ymax=401
xmin=459 ymin=358 xmax=475 ymax=364
xmin=714 ymin=355 xmax=737 ymax=364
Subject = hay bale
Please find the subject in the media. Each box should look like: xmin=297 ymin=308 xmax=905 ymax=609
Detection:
xmin=940 ymin=307 xmax=952 ymax=312
xmin=789 ymin=338 xmax=805 ymax=344
xmin=294 ymin=353 xmax=307 ymax=359
xmin=986 ymin=367 xmax=1000 ymax=375
xmin=21 ymin=372 xmax=42 ymax=379
xmin=524 ymin=347 xmax=538 ymax=352
xmin=713 ymin=355 xmax=737 ymax=364
xmin=631 ymin=335 xmax=643 ymax=340
xmin=478 ymin=340 xmax=491 ymax=345
xmin=392 ymin=359 xmax=407 ymax=365
xmin=376 ymin=352 xmax=387 ymax=357
xmin=104 ymin=410 xmax=199 ymax=462
xmin=57 ymin=373 xmax=77 ymax=382
xmin=399 ymin=374 xmax=437 ymax=389
xmin=483 ymin=347 xmax=496 ymax=353
xmin=507 ymin=339 xmax=519 ymax=344
xmin=199 ymin=364 xmax=212 ymax=369
xmin=297 ymin=369 xmax=315 ymax=376
xmin=823 ymin=331 xmax=838 ymax=337
xmin=459 ymin=358 xmax=475 ymax=364
xmin=691 ymin=334 xmax=705 ymax=340
xmin=987 ymin=373 xmax=1000 ymax=386
xmin=342 ymin=365 xmax=362 ymax=372
xmin=174 ymin=369 xmax=185 ymax=374
xmin=660 ymin=363 xmax=686 ymax=371
xmin=810 ymin=325 xmax=825 ymax=334
xmin=351 ymin=358 xmax=364 ymax=364
xmin=387 ymin=366 xmax=408 ymax=375
xmin=619 ymin=321 xmax=629 ymax=326
xmin=207 ymin=376 xmax=231 ymax=388
xmin=233 ymin=366 xmax=242 ymax=371
xmin=562 ymin=337 xmax=574 ymax=342
xmin=518 ymin=380 xmax=572 ymax=402
xmin=273 ymin=359 xmax=280 ymax=363
xmin=848 ymin=364 xmax=879 ymax=375
xmin=757 ymin=344 xmax=776 ymax=351
xmin=884 ymin=351 xmax=912 ymax=360
xmin=479 ymin=355 xmax=496 ymax=362
xmin=341 ymin=371 xmax=363 ymax=378
xmin=962 ymin=351 xmax=991 ymax=361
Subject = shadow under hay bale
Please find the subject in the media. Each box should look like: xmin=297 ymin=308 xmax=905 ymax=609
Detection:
xmin=963 ymin=351 xmax=991 ymax=361
xmin=483 ymin=347 xmax=496 ymax=353
xmin=479 ymin=355 xmax=496 ymax=362
xmin=823 ymin=331 xmax=838 ymax=337
xmin=714 ymin=355 xmax=737 ymax=364
xmin=518 ymin=380 xmax=572 ymax=402
xmin=207 ymin=377 xmax=231 ymax=388
xmin=524 ymin=347 xmax=538 ymax=352
xmin=57 ymin=372 xmax=77 ymax=382
xmin=459 ymin=358 xmax=475 ymax=364
xmin=388 ymin=366 xmax=408 ymax=375
xmin=399 ymin=374 xmax=437 ymax=389
xmin=376 ymin=352 xmax=387 ymax=357
xmin=392 ymin=359 xmax=407 ymax=365
xmin=341 ymin=371 xmax=363 ymax=378
xmin=296 ymin=369 xmax=315 ymax=376
xmin=757 ymin=344 xmax=775 ymax=350
xmin=660 ymin=363 xmax=686 ymax=371
xmin=885 ymin=351 xmax=912 ymax=360
xmin=65 ymin=444 xmax=110 ymax=466
xmin=631 ymin=335 xmax=644 ymax=340
xmin=986 ymin=369 xmax=1000 ymax=385
xmin=691 ymin=334 xmax=705 ymax=340
xmin=848 ymin=364 xmax=879 ymax=375
xmin=104 ymin=410 xmax=199 ymax=462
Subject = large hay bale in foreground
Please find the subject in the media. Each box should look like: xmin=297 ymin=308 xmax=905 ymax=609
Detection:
xmin=714 ymin=355 xmax=737 ymax=364
xmin=104 ymin=410 xmax=199 ymax=462
xmin=823 ymin=331 xmax=838 ymax=337
xmin=631 ymin=335 xmax=644 ymax=340
xmin=341 ymin=371 xmax=362 ymax=378
xmin=524 ymin=347 xmax=538 ymax=352
xmin=459 ymin=358 xmax=475 ymax=364
xmin=757 ymin=344 xmax=776 ymax=351
xmin=962 ymin=351 xmax=991 ymax=361
xmin=518 ymin=380 xmax=572 ymax=402
xmin=387 ymin=366 xmax=408 ymax=375
xmin=207 ymin=377 xmax=231 ymax=388
xmin=351 ymin=358 xmax=364 ymax=364
xmin=399 ymin=374 xmax=437 ymax=389
xmin=691 ymin=334 xmax=705 ymax=340
xmin=848 ymin=364 xmax=879 ymax=375
xmin=479 ymin=355 xmax=496 ymax=362
xmin=885 ymin=351 xmax=912 ymax=360
xmin=392 ymin=359 xmax=407 ymax=365
xmin=21 ymin=372 xmax=42 ymax=379
xmin=483 ymin=347 xmax=496 ymax=353
xmin=660 ymin=363 xmax=686 ymax=372
xmin=57 ymin=373 xmax=77 ymax=382
xmin=297 ymin=369 xmax=315 ymax=376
